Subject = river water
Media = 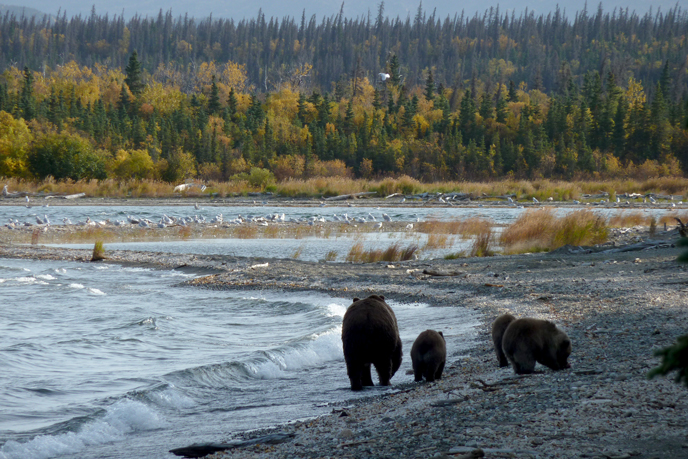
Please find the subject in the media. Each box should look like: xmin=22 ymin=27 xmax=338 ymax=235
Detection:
xmin=0 ymin=257 xmax=479 ymax=459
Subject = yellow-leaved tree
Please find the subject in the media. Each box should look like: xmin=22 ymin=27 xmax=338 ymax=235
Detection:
xmin=0 ymin=111 xmax=32 ymax=177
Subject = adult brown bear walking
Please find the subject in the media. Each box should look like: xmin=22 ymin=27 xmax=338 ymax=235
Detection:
xmin=341 ymin=295 xmax=402 ymax=391
xmin=501 ymin=318 xmax=571 ymax=374
xmin=411 ymin=330 xmax=446 ymax=382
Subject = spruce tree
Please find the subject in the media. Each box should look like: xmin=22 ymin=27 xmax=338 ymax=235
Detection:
xmin=19 ymin=67 xmax=36 ymax=120
xmin=227 ymin=87 xmax=238 ymax=121
xmin=424 ymin=70 xmax=435 ymax=102
xmin=124 ymin=50 xmax=144 ymax=97
xmin=208 ymin=75 xmax=221 ymax=115
xmin=507 ymin=80 xmax=517 ymax=102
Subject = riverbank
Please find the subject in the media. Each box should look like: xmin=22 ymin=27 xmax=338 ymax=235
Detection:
xmin=1 ymin=227 xmax=687 ymax=458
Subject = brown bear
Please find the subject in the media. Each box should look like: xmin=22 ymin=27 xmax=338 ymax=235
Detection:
xmin=411 ymin=330 xmax=446 ymax=382
xmin=341 ymin=295 xmax=402 ymax=391
xmin=501 ymin=318 xmax=571 ymax=374
xmin=491 ymin=313 xmax=516 ymax=367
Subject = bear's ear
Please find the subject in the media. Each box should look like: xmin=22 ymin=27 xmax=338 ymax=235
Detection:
xmin=438 ymin=331 xmax=444 ymax=337
xmin=379 ymin=295 xmax=385 ymax=300
xmin=353 ymin=298 xmax=360 ymax=302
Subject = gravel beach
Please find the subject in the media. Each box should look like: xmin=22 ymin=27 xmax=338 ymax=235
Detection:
xmin=1 ymin=211 xmax=687 ymax=459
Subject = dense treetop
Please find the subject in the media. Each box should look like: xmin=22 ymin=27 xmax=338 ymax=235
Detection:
xmin=0 ymin=4 xmax=687 ymax=185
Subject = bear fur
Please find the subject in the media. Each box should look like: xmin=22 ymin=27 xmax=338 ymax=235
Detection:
xmin=501 ymin=318 xmax=571 ymax=374
xmin=491 ymin=313 xmax=516 ymax=367
xmin=341 ymin=295 xmax=402 ymax=391
xmin=411 ymin=330 xmax=446 ymax=382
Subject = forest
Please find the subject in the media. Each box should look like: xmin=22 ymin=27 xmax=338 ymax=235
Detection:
xmin=0 ymin=3 xmax=687 ymax=187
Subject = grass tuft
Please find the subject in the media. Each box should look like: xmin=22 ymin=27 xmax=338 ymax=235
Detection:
xmin=91 ymin=240 xmax=106 ymax=261
xmin=346 ymin=242 xmax=419 ymax=263
xmin=500 ymin=209 xmax=608 ymax=254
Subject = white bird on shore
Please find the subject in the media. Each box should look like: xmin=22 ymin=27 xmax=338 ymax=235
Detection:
xmin=406 ymin=223 xmax=414 ymax=230
xmin=25 ymin=195 xmax=30 ymax=207
xmin=382 ymin=213 xmax=392 ymax=222
xmin=43 ymin=215 xmax=50 ymax=226
xmin=374 ymin=222 xmax=383 ymax=230
xmin=532 ymin=197 xmax=539 ymax=203
xmin=194 ymin=203 xmax=200 ymax=210
xmin=507 ymin=197 xmax=513 ymax=203
xmin=36 ymin=216 xmax=44 ymax=225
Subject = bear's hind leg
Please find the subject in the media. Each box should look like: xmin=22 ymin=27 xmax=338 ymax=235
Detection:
xmin=375 ymin=359 xmax=393 ymax=386
xmin=510 ymin=350 xmax=536 ymax=374
xmin=413 ymin=362 xmax=424 ymax=382
xmin=424 ymin=364 xmax=436 ymax=382
xmin=435 ymin=361 xmax=445 ymax=380
xmin=361 ymin=363 xmax=374 ymax=386
xmin=346 ymin=362 xmax=364 ymax=391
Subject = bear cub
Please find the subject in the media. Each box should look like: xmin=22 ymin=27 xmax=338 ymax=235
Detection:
xmin=501 ymin=317 xmax=571 ymax=374
xmin=341 ymin=295 xmax=402 ymax=391
xmin=411 ymin=330 xmax=446 ymax=382
xmin=491 ymin=313 xmax=516 ymax=367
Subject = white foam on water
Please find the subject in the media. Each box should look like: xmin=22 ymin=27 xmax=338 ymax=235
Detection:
xmin=93 ymin=266 xmax=110 ymax=270
xmin=88 ymin=288 xmax=106 ymax=295
xmin=14 ymin=277 xmax=37 ymax=284
xmin=146 ymin=387 xmax=195 ymax=410
xmin=0 ymin=399 xmax=166 ymax=459
xmin=68 ymin=283 xmax=84 ymax=289
xmin=251 ymin=328 xmax=343 ymax=379
xmin=0 ymin=278 xmax=5 ymax=283
xmin=325 ymin=302 xmax=347 ymax=318
xmin=35 ymin=274 xmax=56 ymax=281
xmin=53 ymin=268 xmax=66 ymax=274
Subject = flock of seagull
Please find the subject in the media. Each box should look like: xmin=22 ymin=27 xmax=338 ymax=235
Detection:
xmin=4 ymin=209 xmax=408 ymax=231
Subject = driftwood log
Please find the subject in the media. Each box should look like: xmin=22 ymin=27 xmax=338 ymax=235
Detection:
xmin=324 ymin=191 xmax=377 ymax=201
xmin=169 ymin=432 xmax=295 ymax=458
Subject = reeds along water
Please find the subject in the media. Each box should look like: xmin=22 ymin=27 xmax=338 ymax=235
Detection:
xmin=345 ymin=242 xmax=419 ymax=263
xmin=499 ymin=209 xmax=608 ymax=254
xmin=3 ymin=176 xmax=688 ymax=200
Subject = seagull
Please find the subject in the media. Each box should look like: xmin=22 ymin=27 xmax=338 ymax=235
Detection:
xmin=533 ymin=197 xmax=539 ymax=203
xmin=382 ymin=213 xmax=392 ymax=222
xmin=406 ymin=223 xmax=414 ymax=230
xmin=374 ymin=222 xmax=383 ymax=230
xmin=36 ymin=216 xmax=44 ymax=225
xmin=25 ymin=195 xmax=30 ymax=207
xmin=43 ymin=215 xmax=50 ymax=226
xmin=379 ymin=73 xmax=391 ymax=81
xmin=507 ymin=197 xmax=513 ymax=203
xmin=194 ymin=203 xmax=200 ymax=210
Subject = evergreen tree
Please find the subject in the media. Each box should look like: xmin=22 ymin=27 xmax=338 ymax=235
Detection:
xmin=297 ymin=92 xmax=308 ymax=124
xmin=507 ymin=80 xmax=517 ymax=102
xmin=208 ymin=75 xmax=221 ymax=115
xmin=388 ymin=54 xmax=402 ymax=86
xmin=124 ymin=51 xmax=144 ymax=97
xmin=479 ymin=93 xmax=493 ymax=120
xmin=19 ymin=67 xmax=36 ymax=120
xmin=424 ymin=70 xmax=435 ymax=102
xmin=227 ymin=87 xmax=238 ymax=121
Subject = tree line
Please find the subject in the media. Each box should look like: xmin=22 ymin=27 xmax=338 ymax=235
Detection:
xmin=0 ymin=4 xmax=687 ymax=185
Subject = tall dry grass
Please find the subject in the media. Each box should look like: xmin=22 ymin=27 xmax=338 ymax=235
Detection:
xmin=345 ymin=242 xmax=419 ymax=263
xmin=607 ymin=212 xmax=651 ymax=228
xmin=500 ymin=209 xmax=608 ymax=254
xmin=470 ymin=228 xmax=495 ymax=257
xmin=2 ymin=176 xmax=687 ymax=200
xmin=417 ymin=218 xmax=493 ymax=239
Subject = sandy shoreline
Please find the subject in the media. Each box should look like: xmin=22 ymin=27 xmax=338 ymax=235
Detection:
xmin=1 ymin=224 xmax=687 ymax=458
